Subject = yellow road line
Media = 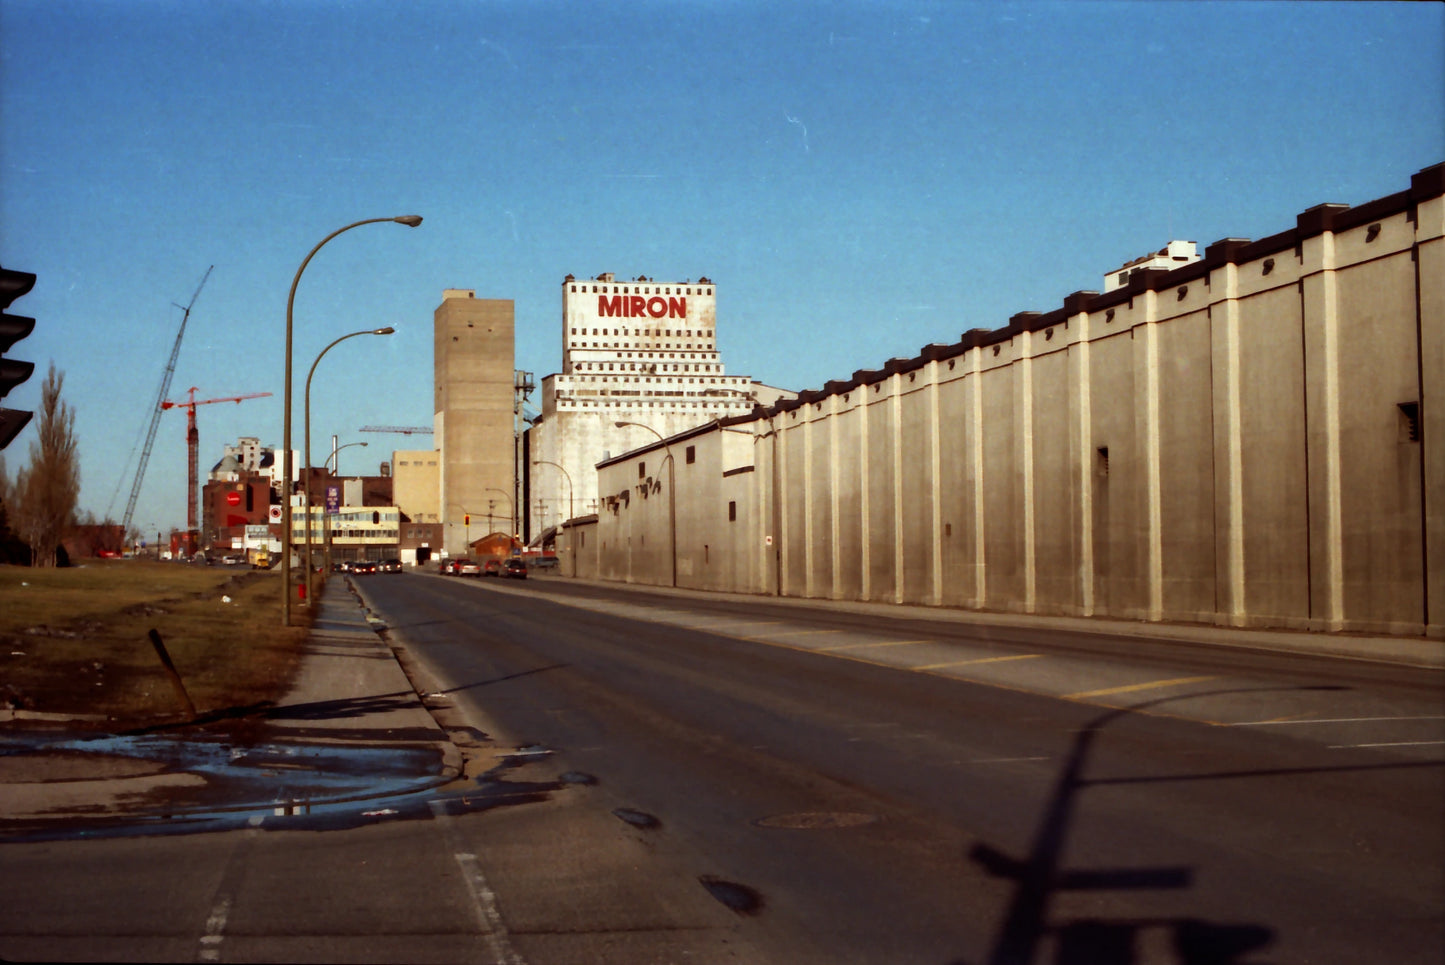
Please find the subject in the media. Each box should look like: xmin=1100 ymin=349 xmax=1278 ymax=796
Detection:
xmin=915 ymin=654 xmax=1043 ymax=671
xmin=819 ymin=639 xmax=935 ymax=652
xmin=745 ymin=628 xmax=843 ymax=640
xmin=1065 ymin=675 xmax=1217 ymax=700
xmin=1225 ymin=711 xmax=1315 ymax=726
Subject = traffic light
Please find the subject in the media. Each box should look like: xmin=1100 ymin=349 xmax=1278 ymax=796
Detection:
xmin=464 ymin=514 xmax=470 ymax=525
xmin=0 ymin=265 xmax=37 ymax=450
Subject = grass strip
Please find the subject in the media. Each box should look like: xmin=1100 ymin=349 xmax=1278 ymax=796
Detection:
xmin=1 ymin=560 xmax=312 ymax=726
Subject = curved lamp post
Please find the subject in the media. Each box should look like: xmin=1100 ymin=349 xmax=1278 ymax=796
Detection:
xmin=615 ymin=420 xmax=676 ymax=587
xmin=325 ymin=440 xmax=369 ymax=473
xmin=320 ymin=440 xmax=368 ymax=580
xmin=303 ymin=327 xmax=394 ymax=603
xmin=282 ymin=215 xmax=420 ymax=626
xmin=485 ymin=487 xmax=514 ymax=544
xmin=532 ymin=459 xmax=575 ymax=576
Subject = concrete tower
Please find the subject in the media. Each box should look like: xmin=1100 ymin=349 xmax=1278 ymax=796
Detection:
xmin=434 ymin=289 xmax=515 ymax=556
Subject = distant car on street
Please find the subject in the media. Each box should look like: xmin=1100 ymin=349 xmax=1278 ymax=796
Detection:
xmin=533 ymin=555 xmax=559 ymax=570
xmin=352 ymin=560 xmax=377 ymax=574
xmin=380 ymin=558 xmax=402 ymax=573
xmin=458 ymin=559 xmax=481 ymax=577
xmin=503 ymin=558 xmax=528 ymax=579
xmin=482 ymin=559 xmax=502 ymax=577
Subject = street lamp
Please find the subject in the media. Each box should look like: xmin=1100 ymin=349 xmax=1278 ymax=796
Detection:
xmin=321 ymin=441 xmax=368 ymax=576
xmin=486 ymin=487 xmax=514 ymax=543
xmin=303 ymin=327 xmax=394 ymax=603
xmin=282 ymin=214 xmax=420 ymax=626
xmin=532 ymin=459 xmax=575 ymax=576
xmin=615 ymin=420 xmax=676 ymax=587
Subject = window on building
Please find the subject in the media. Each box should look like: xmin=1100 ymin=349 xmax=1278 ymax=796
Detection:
xmin=685 ymin=445 xmax=695 ymax=464
xmin=728 ymin=500 xmax=736 ymax=521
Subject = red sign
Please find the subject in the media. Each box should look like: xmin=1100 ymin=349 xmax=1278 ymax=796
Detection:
xmin=226 ymin=491 xmax=242 ymax=507
xmin=598 ymin=295 xmax=687 ymax=319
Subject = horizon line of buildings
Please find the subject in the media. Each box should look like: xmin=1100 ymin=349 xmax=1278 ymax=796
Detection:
xmin=174 ymin=242 xmax=1255 ymax=566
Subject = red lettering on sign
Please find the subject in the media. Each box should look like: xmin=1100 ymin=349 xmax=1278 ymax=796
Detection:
xmin=596 ymin=294 xmax=688 ymax=319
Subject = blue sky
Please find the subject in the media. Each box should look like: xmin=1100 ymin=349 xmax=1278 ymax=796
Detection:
xmin=1 ymin=0 xmax=1440 ymax=538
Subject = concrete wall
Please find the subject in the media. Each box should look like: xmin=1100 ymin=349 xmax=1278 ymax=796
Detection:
xmin=592 ymin=165 xmax=1443 ymax=640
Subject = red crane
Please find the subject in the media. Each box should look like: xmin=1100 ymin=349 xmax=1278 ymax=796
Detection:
xmin=161 ymin=387 xmax=272 ymax=553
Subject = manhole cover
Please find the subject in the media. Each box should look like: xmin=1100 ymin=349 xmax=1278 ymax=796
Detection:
xmin=753 ymin=811 xmax=877 ymax=830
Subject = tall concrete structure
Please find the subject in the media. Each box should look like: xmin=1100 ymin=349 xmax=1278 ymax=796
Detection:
xmin=526 ymin=273 xmax=792 ymax=542
xmin=434 ymin=290 xmax=516 ymax=556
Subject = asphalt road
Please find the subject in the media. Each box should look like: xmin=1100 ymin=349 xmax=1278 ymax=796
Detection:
xmin=2 ymin=571 xmax=1440 ymax=964
xmin=361 ymin=572 xmax=1444 ymax=964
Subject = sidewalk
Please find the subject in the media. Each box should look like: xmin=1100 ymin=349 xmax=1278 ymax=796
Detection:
xmin=0 ymin=577 xmax=459 ymax=825
xmin=530 ymin=572 xmax=1445 ymax=670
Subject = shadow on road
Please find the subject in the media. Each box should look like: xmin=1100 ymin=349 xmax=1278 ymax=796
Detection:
xmin=959 ymin=685 xmax=1382 ymax=965
xmin=436 ymin=663 xmax=570 ymax=697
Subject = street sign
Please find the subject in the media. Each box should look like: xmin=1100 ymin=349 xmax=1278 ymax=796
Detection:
xmin=226 ymin=491 xmax=242 ymax=507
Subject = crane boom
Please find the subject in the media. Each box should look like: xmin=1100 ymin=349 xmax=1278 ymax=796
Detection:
xmin=161 ymin=386 xmax=273 ymax=550
xmin=117 ymin=266 xmax=212 ymax=535
xmin=359 ymin=425 xmax=434 ymax=434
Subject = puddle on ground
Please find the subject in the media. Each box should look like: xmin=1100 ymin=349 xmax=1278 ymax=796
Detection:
xmin=0 ymin=731 xmax=560 ymax=843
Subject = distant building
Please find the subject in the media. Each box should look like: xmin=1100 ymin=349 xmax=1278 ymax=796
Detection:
xmin=1105 ymin=240 xmax=1200 ymax=291
xmin=525 ymin=274 xmax=794 ymax=541
xmin=392 ymin=448 xmax=440 ymax=525
xmin=434 ymin=289 xmax=516 ymax=556
xmin=203 ymin=437 xmax=277 ymax=552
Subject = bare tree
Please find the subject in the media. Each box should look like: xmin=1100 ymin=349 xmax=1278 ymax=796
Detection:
xmin=0 ymin=453 xmax=28 ymax=564
xmin=10 ymin=364 xmax=79 ymax=566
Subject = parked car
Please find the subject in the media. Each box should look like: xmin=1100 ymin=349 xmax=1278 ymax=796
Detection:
xmin=457 ymin=559 xmax=482 ymax=577
xmin=533 ymin=555 xmax=560 ymax=570
xmin=503 ymin=558 xmax=528 ymax=579
xmin=482 ymin=559 xmax=502 ymax=577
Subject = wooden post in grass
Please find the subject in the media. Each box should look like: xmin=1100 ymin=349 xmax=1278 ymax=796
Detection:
xmin=147 ymin=629 xmax=196 ymax=720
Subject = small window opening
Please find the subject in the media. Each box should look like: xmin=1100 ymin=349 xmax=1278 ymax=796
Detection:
xmin=1398 ymin=402 xmax=1421 ymax=443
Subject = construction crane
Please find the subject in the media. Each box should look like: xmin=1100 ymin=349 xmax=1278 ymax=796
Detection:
xmin=359 ymin=425 xmax=434 ymax=434
xmin=112 ymin=266 xmax=212 ymax=536
xmin=160 ymin=387 xmax=271 ymax=555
